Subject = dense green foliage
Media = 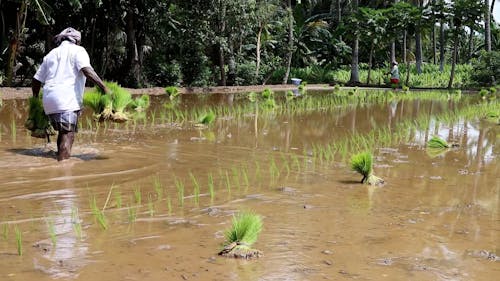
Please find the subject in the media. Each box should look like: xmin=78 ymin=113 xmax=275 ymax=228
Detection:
xmin=0 ymin=0 xmax=498 ymax=88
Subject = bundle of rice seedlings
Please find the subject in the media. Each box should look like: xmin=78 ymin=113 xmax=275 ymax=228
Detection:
xmin=198 ymin=111 xmax=216 ymax=125
xmin=261 ymin=88 xmax=274 ymax=99
xmin=108 ymin=82 xmax=132 ymax=122
xmin=24 ymin=96 xmax=55 ymax=139
xmin=350 ymin=152 xmax=384 ymax=186
xmin=165 ymin=86 xmax=179 ymax=100
xmin=427 ymin=136 xmax=449 ymax=149
xmin=218 ymin=211 xmax=263 ymax=259
xmin=83 ymin=82 xmax=132 ymax=122
xmin=83 ymin=87 xmax=111 ymax=121
xmin=485 ymin=111 xmax=499 ymax=124
xmin=247 ymin=91 xmax=257 ymax=102
xmin=129 ymin=94 xmax=150 ymax=112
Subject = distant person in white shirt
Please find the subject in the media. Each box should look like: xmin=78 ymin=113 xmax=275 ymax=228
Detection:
xmin=387 ymin=61 xmax=400 ymax=89
xmin=32 ymin=27 xmax=108 ymax=161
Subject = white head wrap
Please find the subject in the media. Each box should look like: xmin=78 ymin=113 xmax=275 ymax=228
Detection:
xmin=54 ymin=27 xmax=81 ymax=46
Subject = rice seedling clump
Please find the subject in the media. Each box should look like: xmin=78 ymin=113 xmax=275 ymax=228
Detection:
xmin=24 ymin=96 xmax=56 ymax=138
xmin=427 ymin=136 xmax=449 ymax=149
xmin=218 ymin=211 xmax=263 ymax=259
xmin=83 ymin=81 xmax=133 ymax=122
xmin=350 ymin=152 xmax=384 ymax=186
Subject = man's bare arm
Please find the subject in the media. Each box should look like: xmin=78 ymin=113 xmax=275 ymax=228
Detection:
xmin=32 ymin=79 xmax=42 ymax=98
xmin=82 ymin=67 xmax=108 ymax=94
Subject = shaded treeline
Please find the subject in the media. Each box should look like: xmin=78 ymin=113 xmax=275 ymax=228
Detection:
xmin=0 ymin=0 xmax=498 ymax=88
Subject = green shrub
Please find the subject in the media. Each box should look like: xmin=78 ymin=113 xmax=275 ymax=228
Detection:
xmin=470 ymin=50 xmax=500 ymax=87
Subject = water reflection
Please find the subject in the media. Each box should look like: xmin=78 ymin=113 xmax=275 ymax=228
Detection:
xmin=0 ymin=91 xmax=498 ymax=280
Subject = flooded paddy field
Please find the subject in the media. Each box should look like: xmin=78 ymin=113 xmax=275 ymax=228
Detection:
xmin=0 ymin=89 xmax=498 ymax=281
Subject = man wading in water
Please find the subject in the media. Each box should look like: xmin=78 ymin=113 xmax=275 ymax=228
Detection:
xmin=32 ymin=27 xmax=108 ymax=161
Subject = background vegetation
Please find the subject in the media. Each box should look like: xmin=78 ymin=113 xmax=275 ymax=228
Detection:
xmin=0 ymin=0 xmax=498 ymax=89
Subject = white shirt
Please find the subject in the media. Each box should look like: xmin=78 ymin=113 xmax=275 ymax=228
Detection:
xmin=34 ymin=41 xmax=91 ymax=114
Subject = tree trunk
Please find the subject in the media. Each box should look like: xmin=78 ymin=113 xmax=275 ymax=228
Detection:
xmin=403 ymin=30 xmax=407 ymax=64
xmin=415 ymin=31 xmax=422 ymax=74
xmin=485 ymin=0 xmax=491 ymax=52
xmin=468 ymin=26 xmax=474 ymax=61
xmin=5 ymin=1 xmax=27 ymax=87
xmin=348 ymin=0 xmax=360 ymax=85
xmin=227 ymin=42 xmax=236 ymax=86
xmin=415 ymin=0 xmax=423 ymax=74
xmin=282 ymin=0 xmax=293 ymax=84
xmin=432 ymin=24 xmax=437 ymax=64
xmin=255 ymin=24 xmax=263 ymax=79
xmin=391 ymin=41 xmax=396 ymax=63
xmin=124 ymin=0 xmax=143 ymax=88
xmin=431 ymin=0 xmax=437 ymax=65
xmin=439 ymin=19 xmax=445 ymax=72
xmin=218 ymin=0 xmax=227 ymax=86
xmin=448 ymin=31 xmax=459 ymax=89
xmin=367 ymin=42 xmax=374 ymax=84
xmin=218 ymin=46 xmax=226 ymax=86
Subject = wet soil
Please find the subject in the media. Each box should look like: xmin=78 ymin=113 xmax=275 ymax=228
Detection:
xmin=0 ymin=90 xmax=498 ymax=281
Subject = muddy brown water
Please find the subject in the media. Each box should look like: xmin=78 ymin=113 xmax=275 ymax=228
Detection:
xmin=0 ymin=89 xmax=498 ymax=281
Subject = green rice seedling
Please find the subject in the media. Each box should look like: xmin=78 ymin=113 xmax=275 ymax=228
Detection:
xmin=166 ymin=196 xmax=172 ymax=215
xmin=83 ymin=90 xmax=103 ymax=114
xmin=427 ymin=136 xmax=450 ymax=149
xmin=165 ymin=86 xmax=179 ymax=100
xmin=11 ymin=120 xmax=16 ymax=142
xmin=46 ymin=218 xmax=57 ymax=247
xmin=269 ymin=157 xmax=280 ymax=182
xmin=291 ymin=154 xmax=301 ymax=172
xmin=127 ymin=204 xmax=137 ymax=223
xmin=90 ymin=195 xmax=108 ymax=230
xmin=147 ymin=194 xmax=155 ymax=217
xmin=350 ymin=152 xmax=384 ymax=186
xmin=133 ymin=186 xmax=142 ymax=205
xmin=71 ymin=207 xmax=82 ymax=240
xmin=150 ymin=110 xmax=157 ymax=127
xmin=208 ymin=173 xmax=215 ymax=202
xmin=15 ymin=225 xmax=22 ymax=256
xmin=175 ymin=177 xmax=185 ymax=207
xmin=241 ymin=168 xmax=249 ymax=188
xmin=114 ymin=189 xmax=122 ymax=209
xmin=153 ymin=175 xmax=163 ymax=200
xmin=231 ymin=167 xmax=241 ymax=190
xmin=254 ymin=161 xmax=261 ymax=180
xmin=189 ymin=172 xmax=200 ymax=205
xmin=218 ymin=211 xmax=263 ymax=259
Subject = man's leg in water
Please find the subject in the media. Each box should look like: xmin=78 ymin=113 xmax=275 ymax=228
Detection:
xmin=56 ymin=131 xmax=75 ymax=161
